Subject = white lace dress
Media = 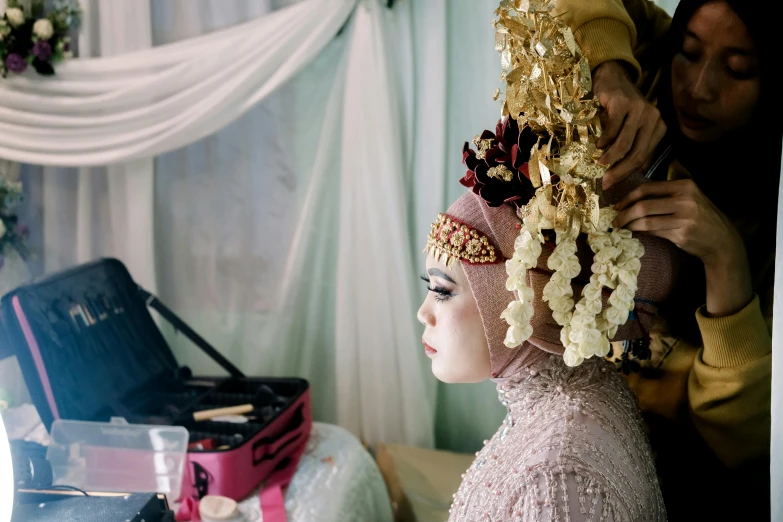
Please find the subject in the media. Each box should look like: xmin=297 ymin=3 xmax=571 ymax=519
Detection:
xmin=448 ymin=356 xmax=666 ymax=522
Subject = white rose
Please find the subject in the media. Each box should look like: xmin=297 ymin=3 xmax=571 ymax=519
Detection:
xmin=505 ymin=274 xmax=525 ymax=292
xmin=617 ymin=238 xmax=638 ymax=253
xmin=501 ymin=300 xmax=534 ymax=327
xmin=578 ymin=340 xmax=598 ymax=358
xmin=560 ymin=326 xmax=572 ymax=346
xmin=611 ymin=228 xmax=633 ymax=242
xmin=608 ymin=290 xmax=631 ymax=311
xmin=604 ymin=305 xmax=630 ymax=326
xmin=5 ymin=7 xmax=24 ymax=27
xmin=504 ymin=323 xmax=533 ymax=348
xmin=505 ymin=257 xmax=525 ymax=279
xmin=518 ymin=249 xmax=540 ymax=268
xmin=619 ymin=256 xmax=641 ymax=274
xmin=635 ymin=242 xmax=645 ymax=258
xmin=597 ymin=209 xmax=618 ymax=231
xmin=553 ymin=310 xmax=573 ymax=327
xmin=591 ymin=261 xmax=609 ymax=275
xmin=558 ymin=257 xmax=581 ymax=279
xmin=517 ymin=285 xmax=535 ymax=304
xmin=543 ymin=278 xmax=568 ymax=301
xmin=614 ymin=283 xmax=636 ymax=304
xmin=514 ymin=229 xmax=534 ymax=251
xmin=617 ymin=268 xmax=637 ymax=287
xmin=595 ymin=315 xmax=610 ymax=333
xmin=594 ymin=246 xmax=619 ymax=264
xmin=563 ymin=347 xmax=584 ymax=367
xmin=584 ymin=297 xmax=602 ymax=315
xmin=0 ymin=220 xmax=6 ymax=239
xmin=547 ymin=250 xmax=565 ymax=271
xmin=33 ymin=18 xmax=54 ymax=40
xmin=588 ymin=234 xmax=613 ymax=253
xmin=582 ymin=282 xmax=602 ymax=301
xmin=570 ymin=311 xmax=593 ymax=330
xmin=549 ymin=296 xmax=574 ymax=313
xmin=596 ymin=337 xmax=611 ymax=357
xmin=597 ymin=273 xmax=615 ymax=289
xmin=553 ymin=235 xmax=576 ymax=252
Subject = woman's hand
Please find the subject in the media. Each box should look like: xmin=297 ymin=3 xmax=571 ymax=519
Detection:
xmin=593 ymin=61 xmax=667 ymax=190
xmin=613 ymin=179 xmax=754 ymax=316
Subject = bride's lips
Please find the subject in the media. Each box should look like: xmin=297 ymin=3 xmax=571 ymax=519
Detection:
xmin=423 ymin=340 xmax=437 ymax=356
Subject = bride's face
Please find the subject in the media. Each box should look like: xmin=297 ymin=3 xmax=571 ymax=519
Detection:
xmin=417 ymin=255 xmax=490 ymax=383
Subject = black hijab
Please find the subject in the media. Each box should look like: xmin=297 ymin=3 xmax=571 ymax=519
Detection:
xmin=654 ymin=0 xmax=781 ymax=340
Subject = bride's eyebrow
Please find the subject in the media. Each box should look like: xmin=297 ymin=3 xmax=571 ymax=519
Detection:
xmin=428 ymin=268 xmax=456 ymax=284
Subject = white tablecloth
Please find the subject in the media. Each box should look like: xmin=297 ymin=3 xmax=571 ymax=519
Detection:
xmin=236 ymin=422 xmax=394 ymax=522
xmin=2 ymin=406 xmax=394 ymax=522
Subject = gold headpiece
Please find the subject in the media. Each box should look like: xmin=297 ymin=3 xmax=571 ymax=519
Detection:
xmin=424 ymin=214 xmax=500 ymax=268
xmin=495 ymin=0 xmax=605 ymax=236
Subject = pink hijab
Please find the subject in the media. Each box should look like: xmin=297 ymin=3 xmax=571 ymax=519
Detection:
xmin=445 ymin=187 xmax=678 ymax=379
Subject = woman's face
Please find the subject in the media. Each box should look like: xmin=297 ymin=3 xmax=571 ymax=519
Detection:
xmin=671 ymin=1 xmax=760 ymax=143
xmin=417 ymin=256 xmax=490 ymax=383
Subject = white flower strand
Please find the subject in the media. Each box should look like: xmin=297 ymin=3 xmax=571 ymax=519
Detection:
xmin=501 ymin=228 xmax=541 ymax=347
xmin=502 ymin=202 xmax=645 ymax=367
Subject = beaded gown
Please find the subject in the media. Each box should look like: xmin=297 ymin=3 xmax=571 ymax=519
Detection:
xmin=448 ymin=356 xmax=666 ymax=522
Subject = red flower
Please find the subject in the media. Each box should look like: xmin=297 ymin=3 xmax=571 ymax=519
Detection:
xmin=460 ymin=118 xmax=542 ymax=208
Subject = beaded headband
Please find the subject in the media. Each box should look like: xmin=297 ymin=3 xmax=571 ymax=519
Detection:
xmin=424 ymin=214 xmax=501 ymax=268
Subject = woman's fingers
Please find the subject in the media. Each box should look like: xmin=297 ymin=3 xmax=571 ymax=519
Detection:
xmin=599 ymin=108 xmax=641 ymax=169
xmin=602 ymin=111 xmax=665 ymax=189
xmin=613 ymin=197 xmax=680 ymax=229
xmin=613 ymin=181 xmax=681 ymax=211
xmin=624 ymin=215 xmax=685 ymax=233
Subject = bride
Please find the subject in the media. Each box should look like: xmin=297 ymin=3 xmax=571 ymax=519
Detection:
xmin=416 ymin=2 xmax=676 ymax=520
xmin=419 ymin=191 xmax=671 ymax=521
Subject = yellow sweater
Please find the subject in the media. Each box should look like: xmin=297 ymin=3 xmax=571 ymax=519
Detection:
xmin=551 ymin=0 xmax=773 ymax=472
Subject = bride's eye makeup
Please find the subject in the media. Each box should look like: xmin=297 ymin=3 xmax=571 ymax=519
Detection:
xmin=421 ymin=274 xmax=455 ymax=302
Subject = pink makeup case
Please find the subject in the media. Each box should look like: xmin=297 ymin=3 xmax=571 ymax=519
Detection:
xmin=0 ymin=258 xmax=311 ymax=520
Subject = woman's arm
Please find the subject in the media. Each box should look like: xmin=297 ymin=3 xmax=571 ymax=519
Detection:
xmin=613 ymin=179 xmax=773 ymax=468
xmin=551 ymin=0 xmax=671 ymax=188
xmin=689 ymin=294 xmax=772 ymax=468
xmin=552 ymin=0 xmax=671 ymax=79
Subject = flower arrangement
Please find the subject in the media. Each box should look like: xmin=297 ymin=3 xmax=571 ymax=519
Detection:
xmin=469 ymin=0 xmax=646 ymax=367
xmin=0 ymin=0 xmax=80 ymax=77
xmin=0 ymin=168 xmax=29 ymax=270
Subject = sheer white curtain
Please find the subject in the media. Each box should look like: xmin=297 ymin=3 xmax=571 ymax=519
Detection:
xmin=14 ymin=0 xmax=435 ymax=448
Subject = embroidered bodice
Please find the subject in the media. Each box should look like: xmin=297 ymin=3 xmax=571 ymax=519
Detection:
xmin=449 ymin=356 xmax=666 ymax=522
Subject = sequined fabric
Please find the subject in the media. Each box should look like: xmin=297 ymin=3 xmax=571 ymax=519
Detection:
xmin=449 ymin=356 xmax=666 ymax=521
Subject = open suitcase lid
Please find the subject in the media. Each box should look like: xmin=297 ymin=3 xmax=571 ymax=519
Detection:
xmin=0 ymin=258 xmax=183 ymax=425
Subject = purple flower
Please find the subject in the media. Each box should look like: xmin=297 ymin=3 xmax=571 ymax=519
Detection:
xmin=33 ymin=41 xmax=52 ymax=61
xmin=5 ymin=54 xmax=27 ymax=73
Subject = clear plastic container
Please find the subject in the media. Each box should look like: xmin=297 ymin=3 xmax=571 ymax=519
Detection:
xmin=47 ymin=417 xmax=189 ymax=501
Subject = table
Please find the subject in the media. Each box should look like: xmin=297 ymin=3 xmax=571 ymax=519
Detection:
xmin=3 ymin=405 xmax=394 ymax=522
xmin=233 ymin=422 xmax=394 ymax=522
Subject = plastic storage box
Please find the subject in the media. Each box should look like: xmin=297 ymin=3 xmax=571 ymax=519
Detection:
xmin=47 ymin=417 xmax=189 ymax=500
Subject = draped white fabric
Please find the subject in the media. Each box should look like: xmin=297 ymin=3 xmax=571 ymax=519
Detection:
xmin=0 ymin=0 xmax=357 ymax=166
xmin=12 ymin=0 xmax=435 ymax=449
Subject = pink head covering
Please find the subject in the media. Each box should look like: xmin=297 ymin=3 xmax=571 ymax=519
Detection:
xmin=445 ymin=192 xmax=552 ymax=378
xmin=443 ymin=182 xmax=680 ymax=379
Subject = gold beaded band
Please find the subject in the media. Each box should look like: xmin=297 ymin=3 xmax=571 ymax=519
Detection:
xmin=424 ymin=214 xmax=501 ymax=268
